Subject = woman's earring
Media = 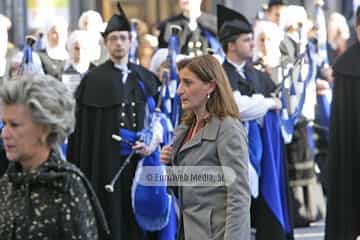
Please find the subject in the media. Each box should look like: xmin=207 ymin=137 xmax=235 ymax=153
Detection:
xmin=207 ymin=94 xmax=210 ymax=99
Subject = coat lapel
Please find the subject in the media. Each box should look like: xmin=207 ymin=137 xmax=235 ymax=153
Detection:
xmin=176 ymin=116 xmax=221 ymax=154
xmin=171 ymin=124 xmax=188 ymax=165
xmin=172 ymin=125 xmax=188 ymax=154
xmin=178 ymin=130 xmax=203 ymax=153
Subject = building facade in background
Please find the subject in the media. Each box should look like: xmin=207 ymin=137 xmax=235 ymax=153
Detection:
xmin=0 ymin=0 xmax=347 ymax=47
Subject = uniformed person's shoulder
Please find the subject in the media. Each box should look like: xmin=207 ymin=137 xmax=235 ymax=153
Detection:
xmin=83 ymin=59 xmax=114 ymax=78
xmin=157 ymin=13 xmax=187 ymax=30
xmin=222 ymin=60 xmax=235 ymax=72
xmin=197 ymin=12 xmax=217 ymax=35
xmin=247 ymin=64 xmax=272 ymax=80
xmin=77 ymin=60 xmax=124 ymax=106
xmin=129 ymin=62 xmax=160 ymax=95
xmin=129 ymin=62 xmax=156 ymax=77
xmin=246 ymin=64 xmax=261 ymax=74
xmin=333 ymin=42 xmax=360 ymax=77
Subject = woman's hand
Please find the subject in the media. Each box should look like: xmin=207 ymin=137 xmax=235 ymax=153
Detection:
xmin=160 ymin=145 xmax=173 ymax=164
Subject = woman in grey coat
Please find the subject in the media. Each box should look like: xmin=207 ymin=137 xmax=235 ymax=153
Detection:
xmin=161 ymin=55 xmax=251 ymax=240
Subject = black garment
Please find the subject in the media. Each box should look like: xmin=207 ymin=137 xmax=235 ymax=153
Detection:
xmin=0 ymin=147 xmax=7 ymax=177
xmin=222 ymin=59 xmax=276 ymax=97
xmin=37 ymin=50 xmax=65 ymax=80
xmin=157 ymin=13 xmax=217 ymax=56
xmin=325 ymin=42 xmax=360 ymax=240
xmin=63 ymin=62 xmax=96 ymax=75
xmin=217 ymin=5 xmax=252 ymax=43
xmin=326 ymin=42 xmax=338 ymax=66
xmin=102 ymin=7 xmax=130 ymax=38
xmin=67 ymin=60 xmax=160 ymax=240
xmin=286 ymin=118 xmax=315 ymax=184
xmin=62 ymin=63 xmax=97 ymax=96
xmin=0 ymin=149 xmax=108 ymax=240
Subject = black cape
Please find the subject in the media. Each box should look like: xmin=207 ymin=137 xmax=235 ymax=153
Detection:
xmin=157 ymin=13 xmax=217 ymax=56
xmin=222 ymin=59 xmax=276 ymax=97
xmin=67 ymin=60 xmax=160 ymax=240
xmin=325 ymin=42 xmax=360 ymax=240
xmin=0 ymin=147 xmax=8 ymax=177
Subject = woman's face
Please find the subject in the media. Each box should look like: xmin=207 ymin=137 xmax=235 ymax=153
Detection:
xmin=177 ymin=67 xmax=214 ymax=113
xmin=266 ymin=5 xmax=285 ymax=26
xmin=47 ymin=26 xmax=59 ymax=47
xmin=1 ymin=104 xmax=48 ymax=164
xmin=257 ymin=32 xmax=271 ymax=56
xmin=69 ymin=41 xmax=84 ymax=63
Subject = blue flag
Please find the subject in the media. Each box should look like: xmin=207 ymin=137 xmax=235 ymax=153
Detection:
xmin=261 ymin=111 xmax=292 ymax=234
xmin=202 ymin=29 xmax=225 ymax=62
xmin=248 ymin=120 xmax=263 ymax=176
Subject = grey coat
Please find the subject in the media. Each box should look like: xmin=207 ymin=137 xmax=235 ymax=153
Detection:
xmin=172 ymin=116 xmax=251 ymax=240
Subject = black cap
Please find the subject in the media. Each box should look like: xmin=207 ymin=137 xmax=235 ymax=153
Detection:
xmin=268 ymin=0 xmax=305 ymax=7
xmin=102 ymin=2 xmax=130 ymax=37
xmin=217 ymin=5 xmax=252 ymax=43
xmin=25 ymin=35 xmax=36 ymax=47
xmin=268 ymin=0 xmax=285 ymax=8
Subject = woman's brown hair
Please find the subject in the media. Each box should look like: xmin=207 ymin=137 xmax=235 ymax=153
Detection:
xmin=177 ymin=54 xmax=240 ymax=125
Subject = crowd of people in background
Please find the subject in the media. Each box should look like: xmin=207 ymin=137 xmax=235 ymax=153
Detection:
xmin=0 ymin=0 xmax=359 ymax=239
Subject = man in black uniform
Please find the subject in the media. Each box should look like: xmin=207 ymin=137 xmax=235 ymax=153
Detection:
xmin=325 ymin=7 xmax=360 ymax=240
xmin=157 ymin=0 xmax=217 ymax=57
xmin=67 ymin=4 xmax=160 ymax=240
xmin=217 ymin=5 xmax=293 ymax=240
xmin=218 ymin=5 xmax=275 ymax=98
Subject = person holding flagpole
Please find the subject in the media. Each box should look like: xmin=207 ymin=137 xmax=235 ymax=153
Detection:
xmin=217 ymin=4 xmax=292 ymax=240
xmin=156 ymin=0 xmax=221 ymax=57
